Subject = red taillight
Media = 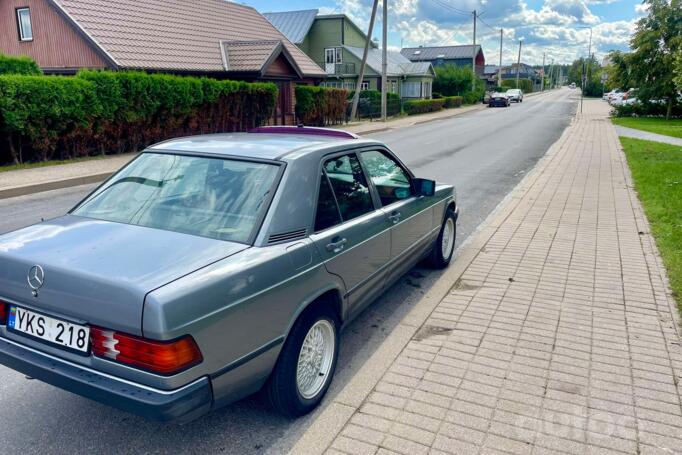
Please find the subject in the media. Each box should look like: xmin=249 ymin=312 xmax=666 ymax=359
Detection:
xmin=90 ymin=327 xmax=202 ymax=375
xmin=0 ymin=300 xmax=7 ymax=325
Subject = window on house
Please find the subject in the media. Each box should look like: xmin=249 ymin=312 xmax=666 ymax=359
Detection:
xmin=16 ymin=8 xmax=33 ymax=41
xmin=391 ymin=81 xmax=397 ymax=93
xmin=423 ymin=81 xmax=432 ymax=98
xmin=401 ymin=82 xmax=420 ymax=98
xmin=325 ymin=48 xmax=342 ymax=64
xmin=360 ymin=81 xmax=370 ymax=91
xmin=343 ymin=81 xmax=356 ymax=91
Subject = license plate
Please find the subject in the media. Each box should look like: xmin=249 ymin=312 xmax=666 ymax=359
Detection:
xmin=8 ymin=306 xmax=90 ymax=353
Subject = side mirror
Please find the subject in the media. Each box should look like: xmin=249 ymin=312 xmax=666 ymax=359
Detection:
xmin=413 ymin=178 xmax=436 ymax=197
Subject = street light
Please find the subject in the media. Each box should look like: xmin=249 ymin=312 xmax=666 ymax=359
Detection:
xmin=577 ymin=26 xmax=592 ymax=114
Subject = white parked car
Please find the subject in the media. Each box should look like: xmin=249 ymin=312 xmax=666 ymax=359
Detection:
xmin=603 ymin=89 xmax=622 ymax=101
xmin=506 ymin=89 xmax=524 ymax=103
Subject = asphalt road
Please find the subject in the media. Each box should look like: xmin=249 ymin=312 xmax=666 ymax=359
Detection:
xmin=0 ymin=88 xmax=578 ymax=454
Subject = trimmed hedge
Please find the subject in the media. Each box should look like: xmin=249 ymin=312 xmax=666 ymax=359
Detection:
xmin=295 ymin=85 xmax=347 ymax=126
xmin=443 ymin=96 xmax=463 ymax=108
xmin=403 ymin=99 xmax=445 ymax=115
xmin=0 ymin=53 xmax=41 ymax=75
xmin=0 ymin=71 xmax=277 ymax=164
xmin=612 ymin=102 xmax=682 ymax=118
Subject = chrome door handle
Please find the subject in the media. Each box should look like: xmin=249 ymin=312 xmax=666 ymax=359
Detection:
xmin=388 ymin=211 xmax=402 ymax=224
xmin=326 ymin=237 xmax=347 ymax=253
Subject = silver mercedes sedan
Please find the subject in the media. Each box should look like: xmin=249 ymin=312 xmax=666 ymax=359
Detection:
xmin=0 ymin=127 xmax=458 ymax=422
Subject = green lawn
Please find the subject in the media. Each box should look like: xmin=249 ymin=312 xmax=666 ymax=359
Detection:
xmin=612 ymin=117 xmax=682 ymax=139
xmin=0 ymin=155 xmax=106 ymax=173
xmin=620 ymin=137 xmax=682 ymax=312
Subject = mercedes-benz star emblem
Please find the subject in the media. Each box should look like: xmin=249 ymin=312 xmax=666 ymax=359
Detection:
xmin=27 ymin=265 xmax=45 ymax=296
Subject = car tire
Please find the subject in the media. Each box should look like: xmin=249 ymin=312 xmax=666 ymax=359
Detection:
xmin=266 ymin=303 xmax=339 ymax=417
xmin=428 ymin=206 xmax=457 ymax=269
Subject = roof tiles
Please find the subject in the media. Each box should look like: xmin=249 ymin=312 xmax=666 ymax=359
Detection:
xmin=53 ymin=0 xmax=325 ymax=76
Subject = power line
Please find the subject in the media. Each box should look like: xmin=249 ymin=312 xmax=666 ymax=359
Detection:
xmin=428 ymin=0 xmax=472 ymax=16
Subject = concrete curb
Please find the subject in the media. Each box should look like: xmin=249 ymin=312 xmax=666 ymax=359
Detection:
xmin=0 ymin=172 xmax=112 ymax=200
xmin=287 ymin=99 xmax=574 ymax=455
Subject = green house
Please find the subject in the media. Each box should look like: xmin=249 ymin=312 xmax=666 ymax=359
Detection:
xmin=264 ymin=10 xmax=435 ymax=99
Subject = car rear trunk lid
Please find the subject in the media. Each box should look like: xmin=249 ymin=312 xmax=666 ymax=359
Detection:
xmin=0 ymin=215 xmax=248 ymax=336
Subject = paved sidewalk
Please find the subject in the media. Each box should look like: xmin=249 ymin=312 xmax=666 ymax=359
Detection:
xmin=291 ymin=99 xmax=682 ymax=455
xmin=614 ymin=125 xmax=682 ymax=147
xmin=0 ymin=153 xmax=135 ymax=199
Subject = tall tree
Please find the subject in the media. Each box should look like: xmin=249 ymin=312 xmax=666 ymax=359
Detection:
xmin=675 ymin=50 xmax=682 ymax=91
xmin=628 ymin=0 xmax=682 ymax=119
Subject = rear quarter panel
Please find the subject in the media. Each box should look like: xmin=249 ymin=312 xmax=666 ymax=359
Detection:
xmin=143 ymin=239 xmax=345 ymax=389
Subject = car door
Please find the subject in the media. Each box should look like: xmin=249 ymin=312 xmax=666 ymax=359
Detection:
xmin=359 ymin=150 xmax=436 ymax=282
xmin=310 ymin=152 xmax=392 ymax=314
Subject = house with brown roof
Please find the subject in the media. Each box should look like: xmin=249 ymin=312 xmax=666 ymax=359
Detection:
xmin=0 ymin=0 xmax=326 ymax=124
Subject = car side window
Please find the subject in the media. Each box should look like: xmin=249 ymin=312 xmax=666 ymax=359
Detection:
xmin=360 ymin=150 xmax=414 ymax=206
xmin=314 ymin=172 xmax=342 ymax=232
xmin=323 ymin=154 xmax=374 ymax=222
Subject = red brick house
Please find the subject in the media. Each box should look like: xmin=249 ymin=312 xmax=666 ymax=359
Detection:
xmin=0 ymin=0 xmax=326 ymax=124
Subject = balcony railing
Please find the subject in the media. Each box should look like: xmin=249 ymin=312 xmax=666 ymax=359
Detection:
xmin=323 ymin=62 xmax=356 ymax=75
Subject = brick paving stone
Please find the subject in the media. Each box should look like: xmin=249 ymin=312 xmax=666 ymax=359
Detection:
xmin=310 ymin=99 xmax=682 ymax=455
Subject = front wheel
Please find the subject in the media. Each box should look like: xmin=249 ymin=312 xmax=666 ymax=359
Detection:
xmin=428 ymin=207 xmax=456 ymax=268
xmin=266 ymin=305 xmax=339 ymax=417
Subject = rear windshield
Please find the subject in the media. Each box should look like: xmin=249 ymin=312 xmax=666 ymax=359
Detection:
xmin=72 ymin=153 xmax=280 ymax=243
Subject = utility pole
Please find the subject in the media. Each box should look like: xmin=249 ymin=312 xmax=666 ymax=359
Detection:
xmin=350 ymin=0 xmax=379 ymax=121
xmin=540 ymin=52 xmax=546 ymax=91
xmin=586 ymin=29 xmax=593 ymax=82
xmin=381 ymin=0 xmax=387 ymax=121
xmin=515 ymin=38 xmax=522 ymax=89
xmin=498 ymin=29 xmax=503 ymax=87
xmin=472 ymin=10 xmax=477 ymax=92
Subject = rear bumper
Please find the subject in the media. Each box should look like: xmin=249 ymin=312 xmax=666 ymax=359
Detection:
xmin=0 ymin=336 xmax=212 ymax=422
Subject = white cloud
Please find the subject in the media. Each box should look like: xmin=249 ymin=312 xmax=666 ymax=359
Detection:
xmin=634 ymin=3 xmax=649 ymax=14
xmin=323 ymin=0 xmax=634 ymax=64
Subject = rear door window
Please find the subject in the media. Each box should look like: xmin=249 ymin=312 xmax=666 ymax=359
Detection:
xmin=314 ymin=172 xmax=342 ymax=232
xmin=323 ymin=154 xmax=374 ymax=222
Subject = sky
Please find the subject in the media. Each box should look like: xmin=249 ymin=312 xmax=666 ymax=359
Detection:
xmin=236 ymin=0 xmax=648 ymax=65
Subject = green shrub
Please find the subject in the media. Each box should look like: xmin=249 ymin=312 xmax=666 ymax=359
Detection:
xmin=432 ymin=92 xmax=443 ymax=99
xmin=0 ymin=71 xmax=277 ymax=164
xmin=347 ymin=90 xmax=401 ymax=118
xmin=612 ymin=102 xmax=682 ymax=118
xmin=403 ymin=99 xmax=445 ymax=115
xmin=0 ymin=54 xmax=41 ymax=75
xmin=501 ymin=78 xmax=533 ymax=93
xmin=295 ymin=85 xmax=347 ymax=126
xmin=443 ymin=96 xmax=463 ymax=108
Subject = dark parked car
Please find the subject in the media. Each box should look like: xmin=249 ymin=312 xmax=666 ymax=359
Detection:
xmin=489 ymin=92 xmax=510 ymax=107
xmin=0 ymin=127 xmax=458 ymax=422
